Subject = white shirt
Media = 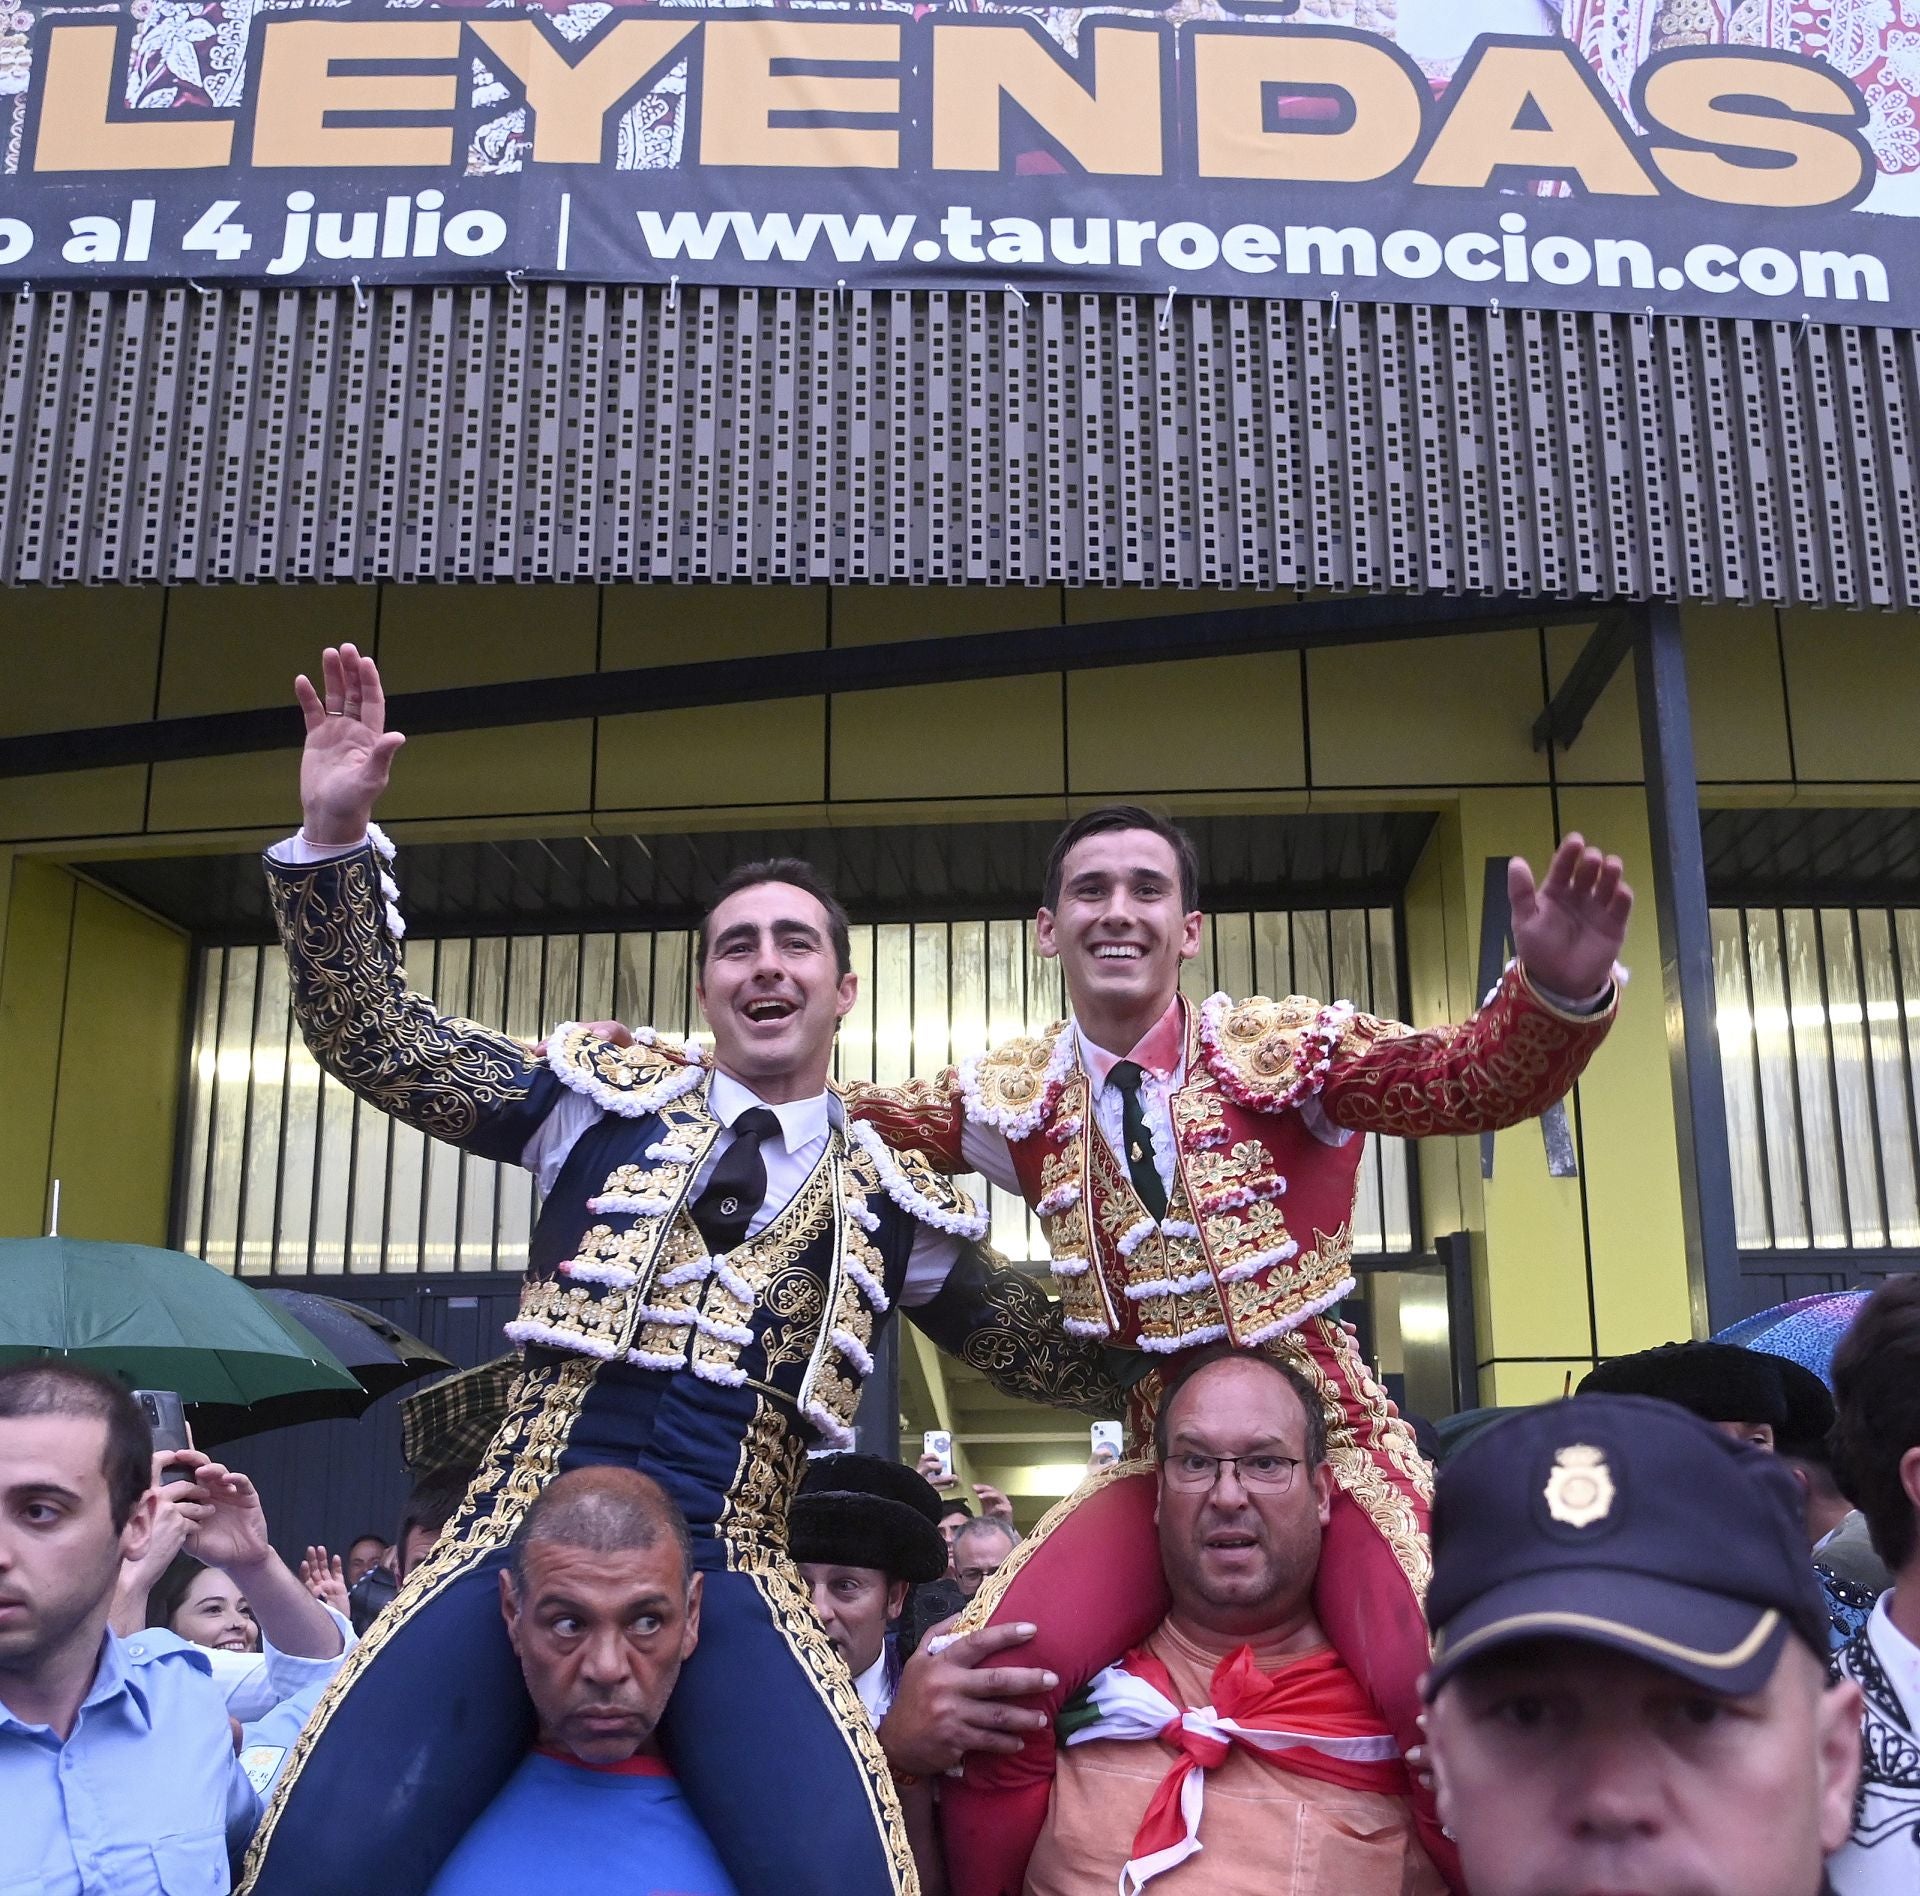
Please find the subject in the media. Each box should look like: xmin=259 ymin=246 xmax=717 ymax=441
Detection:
xmin=268 ymin=833 xmax=962 ymax=1306
xmin=852 ymin=1651 xmax=893 ymax=1729
xmin=530 ymin=1066 xmax=961 ymax=1304
xmin=1830 ymin=1592 xmax=1920 ymax=1896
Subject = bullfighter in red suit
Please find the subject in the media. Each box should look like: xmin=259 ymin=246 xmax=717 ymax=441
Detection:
xmin=846 ymin=805 xmax=1632 ymax=1894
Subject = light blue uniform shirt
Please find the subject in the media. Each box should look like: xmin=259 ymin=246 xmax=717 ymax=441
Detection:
xmin=0 ymin=1628 xmax=261 ymax=1895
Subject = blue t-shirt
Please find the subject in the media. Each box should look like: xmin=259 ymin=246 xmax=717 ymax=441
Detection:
xmin=426 ymin=1749 xmax=739 ymax=1896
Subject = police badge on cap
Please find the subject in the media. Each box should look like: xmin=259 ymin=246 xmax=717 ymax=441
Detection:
xmin=1425 ymin=1394 xmax=1830 ymax=1699
xmin=1542 ymin=1444 xmax=1615 ymax=1528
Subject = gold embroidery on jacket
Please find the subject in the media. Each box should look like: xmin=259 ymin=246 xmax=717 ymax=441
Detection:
xmin=968 ymin=1024 xmax=1068 ymax=1121
xmin=545 ymin=1023 xmax=703 ymax=1097
xmin=268 ymin=850 xmax=534 ymax=1142
xmin=732 ymin=1549 xmax=919 ymax=1894
xmin=720 ymin=1395 xmax=810 ymax=1555
xmin=1040 ymin=1072 xmax=1117 ymax=1337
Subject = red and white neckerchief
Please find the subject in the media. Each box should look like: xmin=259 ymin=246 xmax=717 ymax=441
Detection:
xmin=1063 ymin=1641 xmax=1407 ymax=1895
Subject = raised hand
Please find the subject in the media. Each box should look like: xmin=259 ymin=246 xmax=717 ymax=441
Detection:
xmin=971 ymin=1482 xmax=1014 ymax=1523
xmin=294 ymin=642 xmax=406 ymax=846
xmin=110 ymin=1455 xmax=198 ymax=1634
xmin=1509 ymin=834 xmax=1633 ymax=1002
xmin=173 ymin=1455 xmax=274 ymax=1574
xmin=300 ymin=1544 xmax=351 ymax=1617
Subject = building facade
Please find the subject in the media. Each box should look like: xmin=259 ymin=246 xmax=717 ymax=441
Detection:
xmin=4 ymin=0 xmax=1920 ymax=1535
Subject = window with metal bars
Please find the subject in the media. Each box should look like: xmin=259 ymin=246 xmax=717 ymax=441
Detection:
xmin=1713 ymin=905 xmax=1920 ymax=1252
xmin=176 ymin=909 xmax=1414 ymax=1276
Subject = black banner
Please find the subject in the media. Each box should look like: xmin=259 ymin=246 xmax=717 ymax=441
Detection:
xmin=0 ymin=2 xmax=1914 ymax=324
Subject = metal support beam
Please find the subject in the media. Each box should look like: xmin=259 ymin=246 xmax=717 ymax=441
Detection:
xmin=1435 ymin=1232 xmax=1481 ymax=1413
xmin=1533 ymin=611 xmax=1636 ymax=753
xmin=0 ymin=590 xmax=1606 ymax=782
xmin=900 ymin=1324 xmax=975 ymax=1494
xmin=1634 ymin=603 xmax=1743 ymax=1335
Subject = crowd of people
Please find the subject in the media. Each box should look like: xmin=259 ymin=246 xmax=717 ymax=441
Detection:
xmin=2 ymin=642 xmax=1916 ymax=1896
xmin=6 ymin=1291 xmax=1919 ymax=1895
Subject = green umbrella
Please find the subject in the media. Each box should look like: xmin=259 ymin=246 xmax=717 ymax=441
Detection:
xmin=0 ymin=1236 xmax=362 ymax=1409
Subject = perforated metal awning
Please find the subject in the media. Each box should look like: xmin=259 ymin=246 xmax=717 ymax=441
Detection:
xmin=2 ymin=284 xmax=1915 ymax=602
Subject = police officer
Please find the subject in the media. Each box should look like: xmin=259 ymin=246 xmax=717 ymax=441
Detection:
xmin=1421 ymin=1394 xmax=1863 ymax=1896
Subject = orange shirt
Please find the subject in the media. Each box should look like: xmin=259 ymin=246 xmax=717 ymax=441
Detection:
xmin=1022 ymin=1619 xmax=1443 ymax=1896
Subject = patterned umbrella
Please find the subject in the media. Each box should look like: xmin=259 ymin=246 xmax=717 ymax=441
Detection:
xmin=1711 ymin=1290 xmax=1870 ymax=1389
xmin=399 ymin=1353 xmax=523 ymax=1475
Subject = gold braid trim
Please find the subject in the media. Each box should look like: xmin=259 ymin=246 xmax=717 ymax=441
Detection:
xmin=237 ymin=1357 xmax=598 ymax=1893
xmin=718 ymin=1400 xmax=914 ymax=1889
xmin=950 ymin=1453 xmax=1158 ymax=1639
xmin=1285 ymin=1320 xmax=1431 ymax=1601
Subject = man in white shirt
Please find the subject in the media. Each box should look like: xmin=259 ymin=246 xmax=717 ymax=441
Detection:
xmin=0 ymin=1364 xmax=348 ymax=1893
xmin=1829 ymin=1274 xmax=1920 ymax=1896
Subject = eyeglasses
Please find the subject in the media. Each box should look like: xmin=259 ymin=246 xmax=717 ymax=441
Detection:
xmin=1161 ymin=1451 xmax=1302 ymax=1492
xmin=954 ymin=1566 xmax=1001 ymax=1587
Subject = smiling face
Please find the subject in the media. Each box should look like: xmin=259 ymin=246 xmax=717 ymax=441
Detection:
xmin=697 ymin=881 xmax=857 ymax=1104
xmin=0 ymin=1414 xmax=153 ymax=1690
xmin=170 ymin=1567 xmax=258 ymax=1654
xmin=1036 ymin=829 xmax=1202 ymax=1051
xmin=1427 ymin=1639 xmax=1862 ymax=1896
xmin=1154 ymin=1358 xmax=1332 ymax=1638
xmin=799 ymin=1562 xmax=905 ymax=1680
xmin=502 ymin=1538 xmax=702 ymax=1766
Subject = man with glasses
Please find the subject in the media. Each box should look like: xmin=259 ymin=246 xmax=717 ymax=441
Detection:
xmin=849 ymin=802 xmax=1628 ymax=1891
xmin=1017 ymin=1347 xmax=1442 ymax=1896
xmin=949 ymin=1520 xmax=1019 ymax=1603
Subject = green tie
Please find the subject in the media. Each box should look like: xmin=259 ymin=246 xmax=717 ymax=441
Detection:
xmin=1109 ymin=1060 xmax=1168 ymax=1223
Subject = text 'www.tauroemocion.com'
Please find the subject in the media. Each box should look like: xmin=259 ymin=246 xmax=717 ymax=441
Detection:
xmin=625 ymin=203 xmax=1892 ymax=304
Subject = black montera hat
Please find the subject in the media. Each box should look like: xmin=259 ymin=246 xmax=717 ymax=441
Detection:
xmin=789 ymin=1453 xmax=949 ymax=1585
xmin=1768 ymin=1354 xmax=1838 ymax=1460
xmin=1425 ymin=1394 xmax=1829 ymax=1699
xmin=1577 ymin=1340 xmax=1789 ymax=1424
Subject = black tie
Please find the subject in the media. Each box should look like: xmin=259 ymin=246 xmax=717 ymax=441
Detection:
xmin=1108 ymin=1061 xmax=1168 ymax=1223
xmin=690 ymin=1107 xmax=780 ymax=1254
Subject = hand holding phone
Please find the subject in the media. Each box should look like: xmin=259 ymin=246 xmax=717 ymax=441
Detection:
xmin=921 ymin=1429 xmax=955 ymax=1487
xmin=132 ymin=1389 xmax=198 ymax=1488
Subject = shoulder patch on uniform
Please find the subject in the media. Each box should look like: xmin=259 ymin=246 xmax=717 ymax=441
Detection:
xmin=544 ymin=1024 xmax=707 ymax=1119
xmin=1197 ymin=992 xmax=1359 ymax=1114
xmin=956 ymin=1022 xmax=1076 ymax=1140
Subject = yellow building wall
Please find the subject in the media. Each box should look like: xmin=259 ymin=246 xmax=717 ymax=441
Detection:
xmin=0 ymin=855 xmax=190 ymax=1244
xmin=2 ymin=584 xmax=1914 ymax=1392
